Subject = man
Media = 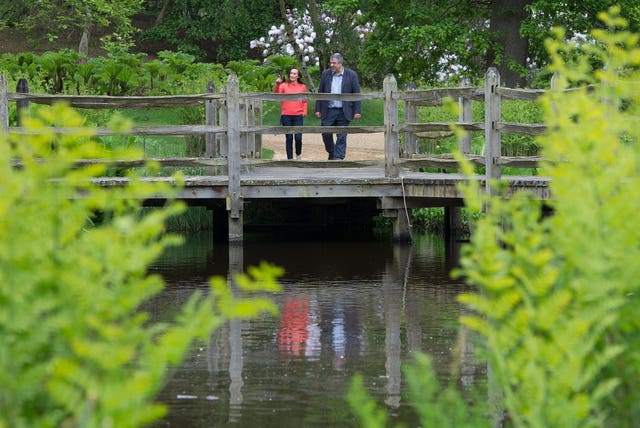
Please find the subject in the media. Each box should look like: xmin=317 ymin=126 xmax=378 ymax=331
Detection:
xmin=314 ymin=53 xmax=361 ymax=160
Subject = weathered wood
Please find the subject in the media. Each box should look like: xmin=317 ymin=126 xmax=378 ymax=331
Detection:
xmin=459 ymin=77 xmax=472 ymax=155
xmin=7 ymin=93 xmax=224 ymax=108
xmin=253 ymin=100 xmax=263 ymax=158
xmin=485 ymin=67 xmax=501 ymax=194
xmin=399 ymin=87 xmax=484 ymax=105
xmin=497 ymin=122 xmax=547 ymax=135
xmin=398 ymin=154 xmax=486 ymax=169
xmin=244 ymin=92 xmax=383 ymax=102
xmin=384 ymin=75 xmax=399 ymax=178
xmin=16 ymin=78 xmax=30 ymax=126
xmin=0 ymin=74 xmax=8 ymax=132
xmin=205 ymin=81 xmax=218 ymax=158
xmin=496 ymin=87 xmax=546 ymax=101
xmin=399 ymin=122 xmax=484 ymax=133
xmin=226 ymin=73 xmax=243 ymax=241
xmin=403 ymin=100 xmax=418 ymax=156
xmin=244 ymin=125 xmax=384 ymax=134
xmin=9 ymin=125 xmax=226 ymax=136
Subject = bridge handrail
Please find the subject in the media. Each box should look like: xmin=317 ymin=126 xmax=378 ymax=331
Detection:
xmin=1 ymin=68 xmax=555 ymax=190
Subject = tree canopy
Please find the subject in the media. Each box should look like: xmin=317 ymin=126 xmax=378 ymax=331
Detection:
xmin=2 ymin=0 xmax=639 ymax=87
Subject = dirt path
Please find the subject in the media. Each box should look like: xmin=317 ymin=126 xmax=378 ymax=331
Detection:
xmin=261 ymin=133 xmax=385 ymax=160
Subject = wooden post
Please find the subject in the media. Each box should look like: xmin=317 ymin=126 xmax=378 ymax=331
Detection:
xmin=246 ymin=101 xmax=257 ymax=158
xmin=219 ymin=93 xmax=229 ymax=158
xmin=0 ymin=74 xmax=8 ymax=133
xmin=205 ymin=81 xmax=217 ymax=158
xmin=16 ymin=78 xmax=30 ymax=127
xmin=484 ymin=67 xmax=501 ymax=194
xmin=239 ymin=102 xmax=249 ymax=157
xmin=254 ymin=100 xmax=263 ymax=158
xmin=384 ymin=74 xmax=399 ymax=178
xmin=403 ymin=100 xmax=418 ymax=156
xmin=446 ymin=77 xmax=473 ymax=241
xmin=458 ymin=77 xmax=472 ymax=155
xmin=226 ymin=73 xmax=243 ymax=242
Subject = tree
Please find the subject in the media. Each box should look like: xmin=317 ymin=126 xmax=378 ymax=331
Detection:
xmin=357 ymin=0 xmax=640 ymax=87
xmin=140 ymin=0 xmax=282 ymax=63
xmin=0 ymin=102 xmax=281 ymax=427
xmin=0 ymin=0 xmax=145 ymax=56
xmin=487 ymin=0 xmax=533 ymax=87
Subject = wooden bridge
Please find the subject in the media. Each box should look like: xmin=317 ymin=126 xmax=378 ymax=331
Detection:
xmin=1 ymin=68 xmax=551 ymax=242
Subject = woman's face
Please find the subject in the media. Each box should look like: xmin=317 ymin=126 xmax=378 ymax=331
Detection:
xmin=289 ymin=69 xmax=300 ymax=82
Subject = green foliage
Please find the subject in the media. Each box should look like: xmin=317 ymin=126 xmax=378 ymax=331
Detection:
xmin=0 ymin=103 xmax=280 ymax=427
xmin=456 ymin=8 xmax=640 ymax=427
xmin=348 ymin=352 xmax=489 ymax=428
xmin=140 ymin=0 xmax=281 ymax=63
xmin=349 ymin=7 xmax=640 ymax=428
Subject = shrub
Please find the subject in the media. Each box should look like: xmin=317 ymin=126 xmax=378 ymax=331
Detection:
xmin=0 ymin=103 xmax=280 ymax=427
xmin=349 ymin=7 xmax=640 ymax=427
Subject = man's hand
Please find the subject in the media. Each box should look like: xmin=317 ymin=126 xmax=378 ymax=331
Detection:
xmin=354 ymin=113 xmax=361 ymax=120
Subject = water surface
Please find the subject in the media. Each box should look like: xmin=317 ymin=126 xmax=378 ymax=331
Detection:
xmin=148 ymin=233 xmax=483 ymax=427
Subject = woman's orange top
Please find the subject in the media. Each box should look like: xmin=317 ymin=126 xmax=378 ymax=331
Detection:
xmin=274 ymin=81 xmax=308 ymax=116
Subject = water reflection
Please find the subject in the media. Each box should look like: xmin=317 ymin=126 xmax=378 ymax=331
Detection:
xmin=149 ymin=233 xmax=483 ymax=427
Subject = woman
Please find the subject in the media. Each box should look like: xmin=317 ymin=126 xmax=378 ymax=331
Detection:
xmin=274 ymin=68 xmax=308 ymax=160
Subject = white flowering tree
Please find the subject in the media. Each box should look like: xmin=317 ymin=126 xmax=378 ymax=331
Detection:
xmin=249 ymin=3 xmax=374 ymax=89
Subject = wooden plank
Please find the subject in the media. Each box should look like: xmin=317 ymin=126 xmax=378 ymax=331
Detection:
xmin=7 ymin=93 xmax=223 ymax=108
xmin=497 ymin=122 xmax=547 ymax=135
xmin=243 ymin=92 xmax=383 ymax=102
xmin=497 ymin=87 xmax=546 ymax=101
xmin=9 ymin=125 xmax=225 ymax=136
xmin=399 ymin=122 xmax=484 ymax=132
xmin=399 ymin=87 xmax=484 ymax=105
xmin=243 ymin=125 xmax=384 ymax=134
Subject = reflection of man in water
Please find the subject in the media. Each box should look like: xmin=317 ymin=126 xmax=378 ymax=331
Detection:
xmin=277 ymin=295 xmax=309 ymax=356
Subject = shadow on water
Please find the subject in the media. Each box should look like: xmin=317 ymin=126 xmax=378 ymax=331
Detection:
xmin=147 ymin=231 xmax=484 ymax=427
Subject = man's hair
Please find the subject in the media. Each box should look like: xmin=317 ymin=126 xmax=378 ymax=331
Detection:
xmin=330 ymin=53 xmax=344 ymax=64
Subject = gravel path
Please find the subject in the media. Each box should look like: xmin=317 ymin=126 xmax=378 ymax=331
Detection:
xmin=261 ymin=133 xmax=385 ymax=160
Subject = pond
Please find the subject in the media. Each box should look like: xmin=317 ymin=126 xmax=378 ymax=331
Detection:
xmin=148 ymin=232 xmax=485 ymax=427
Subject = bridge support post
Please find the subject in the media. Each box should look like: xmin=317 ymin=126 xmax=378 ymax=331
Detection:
xmin=444 ymin=206 xmax=464 ymax=242
xmin=226 ymin=73 xmax=244 ymax=242
xmin=380 ymin=197 xmax=412 ymax=242
xmin=383 ymin=75 xmax=399 ymax=178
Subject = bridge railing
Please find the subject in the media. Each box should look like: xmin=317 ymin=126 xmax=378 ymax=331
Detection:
xmin=1 ymin=68 xmax=550 ymax=191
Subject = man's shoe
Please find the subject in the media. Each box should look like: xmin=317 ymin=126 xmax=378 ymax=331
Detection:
xmin=296 ymin=155 xmax=302 ymax=160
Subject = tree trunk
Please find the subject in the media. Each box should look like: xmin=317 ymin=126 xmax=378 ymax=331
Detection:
xmin=487 ymin=0 xmax=531 ymax=87
xmin=156 ymin=0 xmax=175 ymax=25
xmin=307 ymin=0 xmax=329 ymax=74
xmin=78 ymin=27 xmax=90 ymax=59
xmin=279 ymin=0 xmax=316 ymax=92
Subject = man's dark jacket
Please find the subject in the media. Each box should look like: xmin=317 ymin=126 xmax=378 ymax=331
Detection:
xmin=315 ymin=67 xmax=361 ymax=121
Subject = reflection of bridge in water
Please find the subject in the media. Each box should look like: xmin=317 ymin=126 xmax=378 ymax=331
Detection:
xmin=182 ymin=240 xmax=482 ymax=425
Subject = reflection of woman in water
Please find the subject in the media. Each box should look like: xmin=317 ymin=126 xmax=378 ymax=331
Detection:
xmin=274 ymin=69 xmax=308 ymax=160
xmin=277 ymin=295 xmax=309 ymax=356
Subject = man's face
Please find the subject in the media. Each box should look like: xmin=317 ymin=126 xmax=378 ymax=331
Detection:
xmin=329 ymin=58 xmax=343 ymax=74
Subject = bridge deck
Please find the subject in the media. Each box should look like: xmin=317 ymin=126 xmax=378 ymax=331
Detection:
xmin=94 ymin=164 xmax=551 ymax=205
